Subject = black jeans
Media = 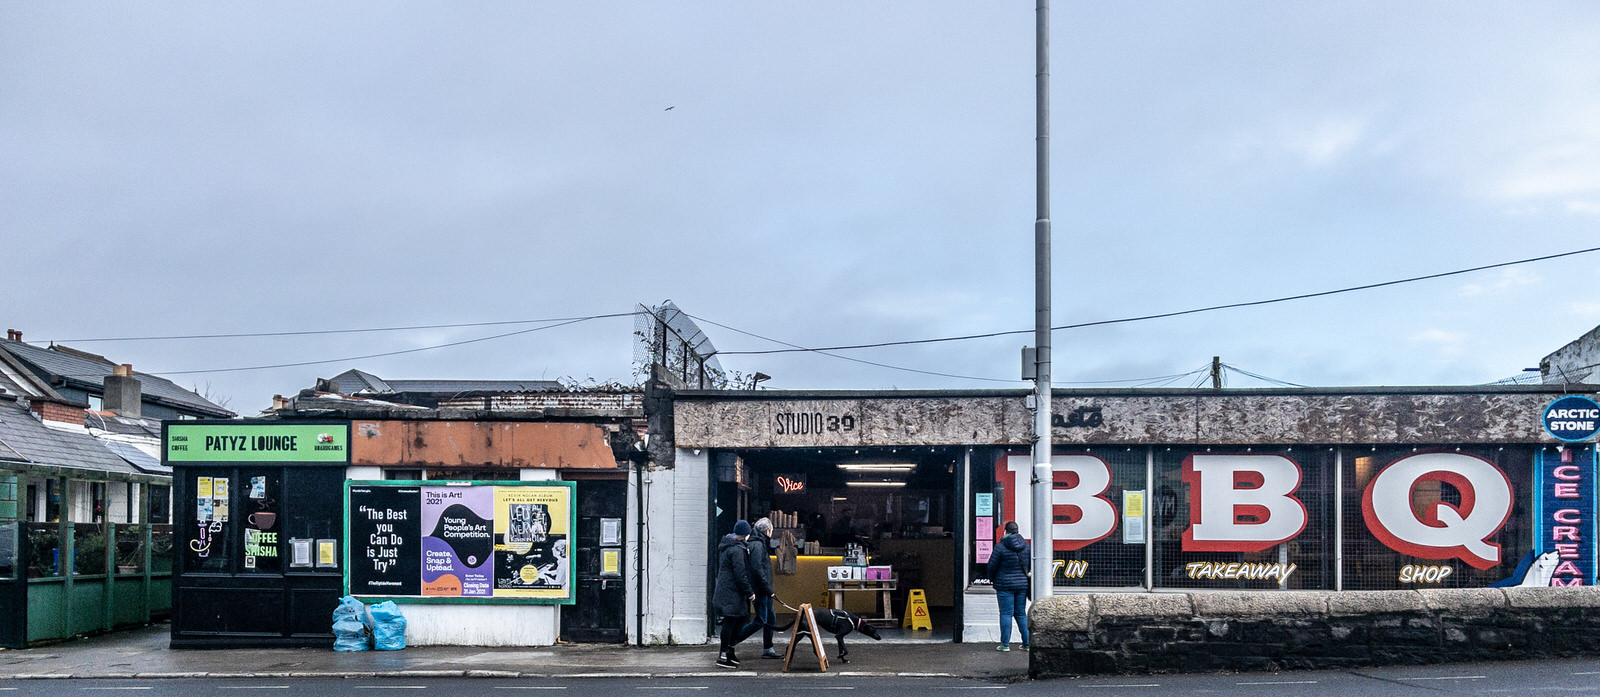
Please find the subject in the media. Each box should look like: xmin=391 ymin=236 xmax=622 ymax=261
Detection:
xmin=720 ymin=614 xmax=749 ymax=655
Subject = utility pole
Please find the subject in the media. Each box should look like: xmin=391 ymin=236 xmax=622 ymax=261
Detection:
xmin=1211 ymin=356 xmax=1222 ymax=389
xmin=1029 ymin=0 xmax=1055 ymax=604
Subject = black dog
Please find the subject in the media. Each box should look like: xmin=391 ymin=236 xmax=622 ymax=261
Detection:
xmin=774 ymin=608 xmax=882 ymax=663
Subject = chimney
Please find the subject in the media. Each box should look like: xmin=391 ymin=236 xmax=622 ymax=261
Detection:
xmin=272 ymin=394 xmax=291 ymax=411
xmin=4 ymin=329 xmax=19 ymax=341
xmin=102 ymin=363 xmax=142 ymax=418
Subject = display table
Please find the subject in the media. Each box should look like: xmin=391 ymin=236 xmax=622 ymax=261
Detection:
xmin=827 ymin=575 xmax=897 ymax=625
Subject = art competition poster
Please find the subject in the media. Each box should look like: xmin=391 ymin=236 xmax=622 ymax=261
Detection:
xmin=493 ymin=486 xmax=571 ymax=598
xmin=420 ymin=486 xmax=495 ymax=597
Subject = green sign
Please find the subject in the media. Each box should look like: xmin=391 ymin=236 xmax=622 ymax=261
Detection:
xmin=166 ymin=424 xmax=349 ymax=463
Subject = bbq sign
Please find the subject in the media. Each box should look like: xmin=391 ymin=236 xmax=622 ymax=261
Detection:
xmin=1545 ymin=396 xmax=1600 ymax=442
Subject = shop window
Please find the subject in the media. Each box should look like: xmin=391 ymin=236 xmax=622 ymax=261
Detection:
xmin=26 ymin=522 xmax=59 ymax=578
xmin=386 ymin=469 xmax=423 ymax=481
xmin=0 ymin=521 xmax=16 ymax=579
xmin=184 ymin=472 xmax=233 ymax=574
xmin=281 ymin=467 xmax=344 ymax=573
xmin=72 ymin=523 xmax=106 ymax=576
xmin=45 ymin=479 xmax=61 ymax=523
xmin=148 ymin=485 xmax=172 ymax=524
xmin=239 ymin=470 xmax=282 ymax=574
xmin=1342 ymin=446 xmax=1533 ymax=591
xmin=1152 ymin=447 xmax=1336 ymax=591
xmin=0 ymin=476 xmax=17 ymax=519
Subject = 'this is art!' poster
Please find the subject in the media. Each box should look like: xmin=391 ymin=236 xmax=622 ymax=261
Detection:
xmin=420 ymin=486 xmax=495 ymax=597
xmin=494 ymin=486 xmax=570 ymax=599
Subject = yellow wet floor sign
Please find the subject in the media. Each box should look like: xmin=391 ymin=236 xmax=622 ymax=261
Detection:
xmin=902 ymin=589 xmax=931 ymax=630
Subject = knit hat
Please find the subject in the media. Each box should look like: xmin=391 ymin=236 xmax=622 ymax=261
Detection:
xmin=733 ymin=520 xmax=752 ymax=536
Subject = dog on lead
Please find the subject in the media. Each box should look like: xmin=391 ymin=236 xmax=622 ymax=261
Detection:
xmin=774 ymin=608 xmax=882 ymax=663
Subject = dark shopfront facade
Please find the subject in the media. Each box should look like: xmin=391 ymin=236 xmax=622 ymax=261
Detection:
xmin=671 ymin=386 xmax=1600 ymax=644
xmin=166 ymin=421 xmax=349 ymax=648
xmin=166 ymin=416 xmax=637 ymax=648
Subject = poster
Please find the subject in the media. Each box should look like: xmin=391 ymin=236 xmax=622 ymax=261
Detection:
xmin=976 ymin=539 xmax=993 ymax=564
xmin=420 ymin=486 xmax=494 ymax=596
xmin=493 ymin=486 xmax=571 ymax=599
xmin=348 ymin=485 xmax=421 ymax=596
xmin=975 ymin=493 xmax=993 ymax=517
xmin=343 ymin=481 xmax=575 ymax=603
xmin=1122 ymin=490 xmax=1146 ymax=544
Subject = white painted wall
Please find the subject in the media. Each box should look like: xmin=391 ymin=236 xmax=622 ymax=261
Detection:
xmin=402 ymin=604 xmax=559 ymax=646
xmin=962 ymin=590 xmax=1001 ymax=643
xmin=346 ymin=466 xmax=382 ymax=480
xmin=637 ymin=464 xmax=681 ymax=644
xmin=667 ymin=448 xmax=711 ymax=644
xmin=107 ymin=481 xmax=131 ymax=523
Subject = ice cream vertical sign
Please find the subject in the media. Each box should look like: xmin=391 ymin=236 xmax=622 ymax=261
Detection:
xmin=1540 ymin=396 xmax=1600 ymax=586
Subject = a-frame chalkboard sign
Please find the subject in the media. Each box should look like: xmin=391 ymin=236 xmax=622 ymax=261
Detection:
xmin=782 ymin=603 xmax=829 ymax=672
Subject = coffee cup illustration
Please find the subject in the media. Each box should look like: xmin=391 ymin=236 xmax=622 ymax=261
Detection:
xmin=249 ymin=512 xmax=276 ymax=529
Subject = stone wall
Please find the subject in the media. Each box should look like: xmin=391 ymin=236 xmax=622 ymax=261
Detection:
xmin=1029 ymin=588 xmax=1600 ymax=678
xmin=673 ymin=389 xmax=1579 ymax=449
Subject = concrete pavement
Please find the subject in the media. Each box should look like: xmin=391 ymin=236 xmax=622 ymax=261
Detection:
xmin=0 ymin=624 xmax=1029 ymax=681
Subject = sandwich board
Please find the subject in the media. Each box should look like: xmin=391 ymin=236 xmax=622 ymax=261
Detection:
xmin=782 ymin=603 xmax=828 ymax=672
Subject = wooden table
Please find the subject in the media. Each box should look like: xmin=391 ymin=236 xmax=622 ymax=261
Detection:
xmin=827 ymin=575 xmax=897 ymax=625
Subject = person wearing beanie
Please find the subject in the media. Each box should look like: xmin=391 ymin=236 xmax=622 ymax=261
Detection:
xmin=712 ymin=520 xmax=755 ymax=668
xmin=739 ymin=517 xmax=780 ymax=658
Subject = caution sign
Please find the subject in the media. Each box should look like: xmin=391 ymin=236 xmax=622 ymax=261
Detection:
xmin=902 ymin=588 xmax=931 ymax=631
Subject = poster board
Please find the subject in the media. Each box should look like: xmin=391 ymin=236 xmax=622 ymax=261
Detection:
xmin=344 ymin=480 xmax=576 ymax=604
xmin=782 ymin=603 xmax=829 ymax=673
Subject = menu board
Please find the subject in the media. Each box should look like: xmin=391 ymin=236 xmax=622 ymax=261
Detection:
xmin=345 ymin=481 xmax=574 ymax=604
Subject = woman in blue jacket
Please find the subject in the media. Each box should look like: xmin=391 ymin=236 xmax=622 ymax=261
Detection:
xmin=986 ymin=521 xmax=1031 ymax=651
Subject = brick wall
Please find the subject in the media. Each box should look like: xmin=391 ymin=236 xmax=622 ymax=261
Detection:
xmin=29 ymin=400 xmax=85 ymax=426
xmin=1030 ymin=587 xmax=1600 ymax=677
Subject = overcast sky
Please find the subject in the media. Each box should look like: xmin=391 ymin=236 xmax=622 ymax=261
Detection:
xmin=4 ymin=2 xmax=1599 ymax=414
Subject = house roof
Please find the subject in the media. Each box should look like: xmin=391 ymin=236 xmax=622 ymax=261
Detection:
xmin=99 ymin=438 xmax=169 ymax=475
xmin=0 ymin=401 xmax=143 ymax=476
xmin=0 ymin=339 xmax=234 ymax=417
xmin=322 ymin=369 xmax=559 ymax=396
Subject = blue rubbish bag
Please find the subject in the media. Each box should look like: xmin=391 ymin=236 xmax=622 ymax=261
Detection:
xmin=369 ymin=600 xmax=407 ymax=651
xmin=332 ymin=595 xmax=371 ymax=652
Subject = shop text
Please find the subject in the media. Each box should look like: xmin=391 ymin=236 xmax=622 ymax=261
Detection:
xmin=774 ymin=412 xmax=856 ymax=435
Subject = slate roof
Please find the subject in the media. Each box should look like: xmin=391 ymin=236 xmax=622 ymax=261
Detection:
xmin=322 ymin=369 xmax=558 ymax=396
xmin=0 ymin=401 xmax=142 ymax=476
xmin=99 ymin=439 xmax=169 ymax=475
xmin=0 ymin=340 xmax=234 ymax=417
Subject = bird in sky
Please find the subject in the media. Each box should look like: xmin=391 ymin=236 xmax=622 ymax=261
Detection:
xmin=664 ymin=106 xmax=674 ymax=111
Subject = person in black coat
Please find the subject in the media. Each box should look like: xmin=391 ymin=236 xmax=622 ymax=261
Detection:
xmin=739 ymin=517 xmax=780 ymax=658
xmin=986 ymin=521 xmax=1032 ymax=651
xmin=712 ymin=520 xmax=756 ymax=667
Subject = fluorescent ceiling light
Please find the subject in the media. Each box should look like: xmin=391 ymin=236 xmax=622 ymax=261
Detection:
xmin=845 ymin=481 xmax=907 ymax=488
xmin=837 ymin=463 xmax=915 ymax=472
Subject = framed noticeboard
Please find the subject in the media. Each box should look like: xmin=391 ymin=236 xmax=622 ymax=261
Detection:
xmin=344 ymin=480 xmax=577 ymax=605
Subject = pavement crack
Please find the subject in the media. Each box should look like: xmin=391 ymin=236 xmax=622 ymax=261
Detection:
xmin=1345 ymin=669 xmax=1453 ymax=694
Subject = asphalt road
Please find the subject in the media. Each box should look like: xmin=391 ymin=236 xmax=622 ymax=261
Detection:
xmin=6 ymin=659 xmax=1600 ymax=696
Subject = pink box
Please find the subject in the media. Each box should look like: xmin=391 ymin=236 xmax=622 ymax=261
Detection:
xmin=865 ymin=566 xmax=892 ymax=581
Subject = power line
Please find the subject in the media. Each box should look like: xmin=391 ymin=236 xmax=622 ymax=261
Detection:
xmin=688 ymin=314 xmax=1018 ymax=384
xmin=717 ymin=245 xmax=1600 ymax=356
xmin=125 ymin=313 xmax=628 ymax=377
xmin=694 ymin=314 xmax=1225 ymax=387
xmin=1222 ymin=363 xmax=1307 ymax=388
xmin=43 ymin=313 xmax=643 ymax=344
